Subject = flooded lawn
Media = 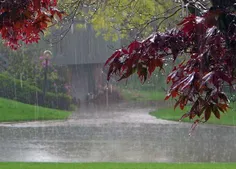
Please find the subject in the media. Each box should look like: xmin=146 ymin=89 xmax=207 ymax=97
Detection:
xmin=0 ymin=101 xmax=235 ymax=162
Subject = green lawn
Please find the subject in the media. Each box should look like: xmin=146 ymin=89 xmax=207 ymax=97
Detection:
xmin=0 ymin=97 xmax=71 ymax=122
xmin=150 ymin=103 xmax=236 ymax=126
xmin=0 ymin=163 xmax=235 ymax=169
xmin=120 ymin=88 xmax=166 ymax=101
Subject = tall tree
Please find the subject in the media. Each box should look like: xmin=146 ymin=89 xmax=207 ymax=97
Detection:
xmin=52 ymin=0 xmax=176 ymax=43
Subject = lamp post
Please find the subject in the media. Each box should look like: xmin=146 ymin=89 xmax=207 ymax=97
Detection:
xmin=42 ymin=50 xmax=52 ymax=104
xmin=0 ymin=53 xmax=8 ymax=72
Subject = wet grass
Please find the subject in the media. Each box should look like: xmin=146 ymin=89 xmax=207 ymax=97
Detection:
xmin=0 ymin=97 xmax=71 ymax=122
xmin=120 ymin=88 xmax=166 ymax=101
xmin=150 ymin=103 xmax=236 ymax=126
xmin=0 ymin=163 xmax=235 ymax=169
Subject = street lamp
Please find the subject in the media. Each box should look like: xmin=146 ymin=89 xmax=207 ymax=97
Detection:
xmin=42 ymin=50 xmax=52 ymax=104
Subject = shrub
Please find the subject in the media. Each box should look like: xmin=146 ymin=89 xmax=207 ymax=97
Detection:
xmin=0 ymin=74 xmax=72 ymax=110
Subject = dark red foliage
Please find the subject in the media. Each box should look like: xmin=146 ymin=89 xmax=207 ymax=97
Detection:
xmin=0 ymin=0 xmax=63 ymax=49
xmin=105 ymin=9 xmax=236 ymax=124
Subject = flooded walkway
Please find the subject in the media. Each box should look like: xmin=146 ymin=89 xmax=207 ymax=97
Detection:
xmin=0 ymin=101 xmax=236 ymax=162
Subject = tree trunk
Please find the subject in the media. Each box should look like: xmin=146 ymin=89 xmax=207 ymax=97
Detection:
xmin=210 ymin=0 xmax=235 ymax=8
xmin=43 ymin=59 xmax=48 ymax=104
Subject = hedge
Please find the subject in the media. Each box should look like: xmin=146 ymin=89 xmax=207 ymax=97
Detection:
xmin=0 ymin=74 xmax=72 ymax=110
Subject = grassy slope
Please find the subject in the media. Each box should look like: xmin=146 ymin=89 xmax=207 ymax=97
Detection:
xmin=150 ymin=103 xmax=236 ymax=126
xmin=120 ymin=88 xmax=166 ymax=101
xmin=0 ymin=98 xmax=71 ymax=122
xmin=0 ymin=163 xmax=235 ymax=169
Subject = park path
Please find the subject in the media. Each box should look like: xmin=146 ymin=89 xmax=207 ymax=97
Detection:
xmin=0 ymin=100 xmax=177 ymax=128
